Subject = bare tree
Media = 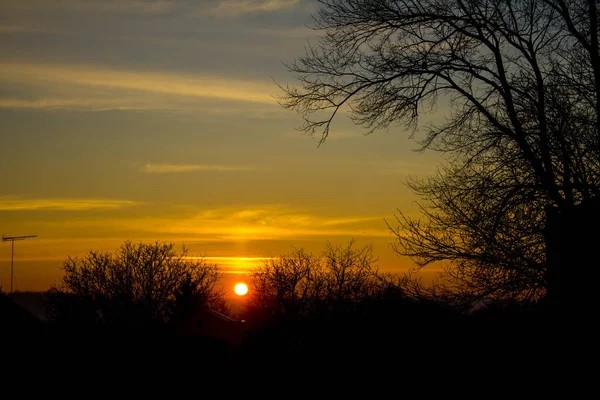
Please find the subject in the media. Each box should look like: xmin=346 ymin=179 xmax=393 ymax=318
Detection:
xmin=388 ymin=164 xmax=549 ymax=303
xmin=279 ymin=0 xmax=600 ymax=302
xmin=322 ymin=240 xmax=380 ymax=303
xmin=246 ymin=241 xmax=385 ymax=319
xmin=45 ymin=241 xmax=225 ymax=329
xmin=240 ymin=241 xmax=460 ymax=365
xmin=248 ymin=247 xmax=323 ymax=319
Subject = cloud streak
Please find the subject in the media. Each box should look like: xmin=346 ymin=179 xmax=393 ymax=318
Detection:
xmin=142 ymin=163 xmax=255 ymax=173
xmin=3 ymin=0 xmax=303 ymax=16
xmin=0 ymin=24 xmax=68 ymax=34
xmin=0 ymin=62 xmax=277 ymax=108
xmin=0 ymin=197 xmax=140 ymax=211
xmin=3 ymin=0 xmax=180 ymax=14
xmin=213 ymin=0 xmax=300 ymax=16
xmin=12 ymin=205 xmax=389 ymax=241
xmin=125 ymin=205 xmax=389 ymax=240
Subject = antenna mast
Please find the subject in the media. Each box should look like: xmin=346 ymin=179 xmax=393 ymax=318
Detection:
xmin=2 ymin=235 xmax=37 ymax=295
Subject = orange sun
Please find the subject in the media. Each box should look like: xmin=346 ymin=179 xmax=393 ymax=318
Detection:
xmin=234 ymin=282 xmax=248 ymax=296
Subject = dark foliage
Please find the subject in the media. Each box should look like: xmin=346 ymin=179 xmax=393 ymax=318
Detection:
xmin=44 ymin=241 xmax=226 ymax=333
xmin=279 ymin=0 xmax=600 ymax=304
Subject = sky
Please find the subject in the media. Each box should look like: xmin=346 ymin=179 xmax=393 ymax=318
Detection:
xmin=0 ymin=0 xmax=445 ymax=293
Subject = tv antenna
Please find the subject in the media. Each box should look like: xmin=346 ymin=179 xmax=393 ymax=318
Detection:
xmin=2 ymin=235 xmax=37 ymax=295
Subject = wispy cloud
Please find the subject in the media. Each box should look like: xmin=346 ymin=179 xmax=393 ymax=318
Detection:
xmin=141 ymin=205 xmax=389 ymax=240
xmin=0 ymin=62 xmax=277 ymax=108
xmin=4 ymin=0 xmax=303 ymax=15
xmin=0 ymin=24 xmax=68 ymax=34
xmin=213 ymin=0 xmax=300 ymax=16
xmin=249 ymin=26 xmax=317 ymax=38
xmin=3 ymin=0 xmax=179 ymax=14
xmin=322 ymin=216 xmax=384 ymax=226
xmin=19 ymin=205 xmax=390 ymax=241
xmin=0 ymin=98 xmax=91 ymax=110
xmin=142 ymin=163 xmax=255 ymax=173
xmin=0 ymin=197 xmax=140 ymax=211
xmin=191 ymin=256 xmax=275 ymax=273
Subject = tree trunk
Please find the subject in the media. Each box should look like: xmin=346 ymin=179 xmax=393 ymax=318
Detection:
xmin=545 ymin=197 xmax=600 ymax=314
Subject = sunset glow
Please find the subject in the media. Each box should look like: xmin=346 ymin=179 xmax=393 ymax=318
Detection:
xmin=0 ymin=0 xmax=443 ymax=293
xmin=0 ymin=0 xmax=582 ymax=374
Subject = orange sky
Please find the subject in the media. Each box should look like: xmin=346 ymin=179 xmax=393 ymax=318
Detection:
xmin=0 ymin=0 xmax=446 ymax=292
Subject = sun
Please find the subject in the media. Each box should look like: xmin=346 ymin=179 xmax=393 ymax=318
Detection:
xmin=234 ymin=282 xmax=248 ymax=296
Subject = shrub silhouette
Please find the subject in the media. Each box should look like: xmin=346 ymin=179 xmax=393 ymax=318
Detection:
xmin=45 ymin=241 xmax=225 ymax=333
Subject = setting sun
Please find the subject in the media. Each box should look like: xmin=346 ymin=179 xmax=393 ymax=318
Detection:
xmin=234 ymin=282 xmax=249 ymax=296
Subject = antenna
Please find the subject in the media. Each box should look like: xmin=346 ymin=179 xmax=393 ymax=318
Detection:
xmin=2 ymin=235 xmax=37 ymax=295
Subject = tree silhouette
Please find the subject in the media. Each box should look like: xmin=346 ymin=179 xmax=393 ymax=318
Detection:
xmin=45 ymin=241 xmax=225 ymax=332
xmin=278 ymin=0 xmax=600 ymax=305
xmin=246 ymin=240 xmax=383 ymax=321
xmin=237 ymin=240 xmax=463 ymax=368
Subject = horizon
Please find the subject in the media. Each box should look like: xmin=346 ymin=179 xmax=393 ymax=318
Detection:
xmin=0 ymin=242 xmax=443 ymax=294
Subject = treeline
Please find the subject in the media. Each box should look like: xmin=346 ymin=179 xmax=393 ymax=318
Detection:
xmin=41 ymin=241 xmax=226 ymax=334
xmin=2 ymin=239 xmax=560 ymax=372
xmin=39 ymin=240 xmax=461 ymax=328
xmin=5 ymin=240 xmax=557 ymax=331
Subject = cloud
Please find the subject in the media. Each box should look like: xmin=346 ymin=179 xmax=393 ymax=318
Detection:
xmin=0 ymin=197 xmax=140 ymax=211
xmin=0 ymin=62 xmax=277 ymax=108
xmin=142 ymin=163 xmax=255 ymax=173
xmin=0 ymin=92 xmax=284 ymax=115
xmin=3 ymin=0 xmax=304 ymax=17
xmin=249 ymin=26 xmax=317 ymax=38
xmin=213 ymin=0 xmax=300 ymax=16
xmin=17 ymin=205 xmax=390 ymax=241
xmin=2 ymin=0 xmax=179 ymax=14
xmin=140 ymin=205 xmax=390 ymax=240
xmin=322 ymin=216 xmax=384 ymax=226
xmin=190 ymin=256 xmax=275 ymax=273
xmin=0 ymin=98 xmax=95 ymax=110
xmin=0 ymin=24 xmax=68 ymax=34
